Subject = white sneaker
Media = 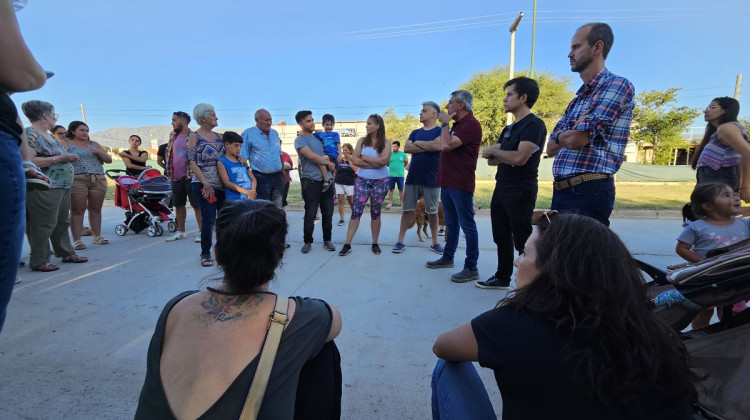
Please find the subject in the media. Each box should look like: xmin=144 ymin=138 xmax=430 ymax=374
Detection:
xmin=194 ymin=235 xmax=201 ymax=243
xmin=166 ymin=231 xmax=188 ymax=242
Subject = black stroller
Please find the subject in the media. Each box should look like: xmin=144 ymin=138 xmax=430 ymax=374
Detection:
xmin=639 ymin=239 xmax=750 ymax=420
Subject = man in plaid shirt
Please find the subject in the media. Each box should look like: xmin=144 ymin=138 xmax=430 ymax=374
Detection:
xmin=546 ymin=22 xmax=634 ymax=226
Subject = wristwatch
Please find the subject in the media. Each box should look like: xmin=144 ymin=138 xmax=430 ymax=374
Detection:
xmin=441 ymin=122 xmax=449 ymax=128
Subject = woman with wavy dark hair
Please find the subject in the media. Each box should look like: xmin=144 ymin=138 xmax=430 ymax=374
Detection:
xmin=691 ymin=97 xmax=750 ymax=203
xmin=135 ymin=199 xmax=343 ymax=419
xmin=339 ymin=114 xmax=391 ymax=256
xmin=432 ymin=213 xmax=696 ymax=419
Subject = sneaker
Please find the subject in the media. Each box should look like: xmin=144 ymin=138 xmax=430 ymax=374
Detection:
xmin=337 ymin=219 xmax=345 ymax=226
xmin=166 ymin=231 xmax=188 ymax=242
xmin=372 ymin=244 xmax=381 ymax=254
xmin=392 ymin=242 xmax=406 ymax=253
xmin=314 ymin=216 xmax=321 ymax=224
xmin=194 ymin=235 xmax=201 ymax=243
xmin=451 ymin=268 xmax=480 ymax=283
xmin=323 ymin=241 xmax=336 ymax=251
xmin=339 ymin=244 xmax=352 ymax=256
xmin=426 ymin=257 xmax=454 ymax=269
xmin=438 ymin=228 xmax=445 ymax=236
xmin=429 ymin=244 xmax=444 ymax=254
xmin=475 ymin=275 xmax=511 ymax=290
xmin=301 ymin=243 xmax=312 ymax=254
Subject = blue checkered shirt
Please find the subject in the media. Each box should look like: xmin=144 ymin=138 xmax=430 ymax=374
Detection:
xmin=549 ymin=68 xmax=634 ymax=178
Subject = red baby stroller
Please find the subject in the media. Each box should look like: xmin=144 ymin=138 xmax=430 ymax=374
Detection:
xmin=639 ymin=239 xmax=750 ymax=420
xmin=106 ymin=168 xmax=176 ymax=237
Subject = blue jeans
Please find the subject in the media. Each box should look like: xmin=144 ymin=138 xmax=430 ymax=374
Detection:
xmin=441 ymin=188 xmax=479 ymax=270
xmin=253 ymin=171 xmax=285 ymax=208
xmin=431 ymin=359 xmax=495 ymax=420
xmin=191 ymin=183 xmax=225 ymax=257
xmin=550 ymin=177 xmax=615 ymax=227
xmin=0 ymin=132 xmax=25 ymax=333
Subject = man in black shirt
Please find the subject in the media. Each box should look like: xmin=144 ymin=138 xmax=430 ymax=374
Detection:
xmin=477 ymin=77 xmax=547 ymax=290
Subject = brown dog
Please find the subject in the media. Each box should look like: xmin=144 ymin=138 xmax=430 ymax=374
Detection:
xmin=406 ymin=198 xmax=445 ymax=242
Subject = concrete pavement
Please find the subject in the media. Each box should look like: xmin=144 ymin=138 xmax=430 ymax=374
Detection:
xmin=0 ymin=205 xmax=687 ymax=419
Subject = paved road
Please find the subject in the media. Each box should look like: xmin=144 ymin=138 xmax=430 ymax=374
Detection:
xmin=0 ymin=205 xmax=686 ymax=419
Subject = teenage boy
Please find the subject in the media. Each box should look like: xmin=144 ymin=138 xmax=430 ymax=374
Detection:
xmin=314 ymin=114 xmax=341 ymax=192
xmin=217 ymin=131 xmax=257 ymax=201
xmin=386 ymin=140 xmax=409 ymax=208
xmin=479 ymin=76 xmax=547 ymax=290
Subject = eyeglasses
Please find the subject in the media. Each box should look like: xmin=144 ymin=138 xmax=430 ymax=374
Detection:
xmin=46 ymin=113 xmax=59 ymax=120
xmin=542 ymin=210 xmax=559 ymax=224
xmin=54 ymin=131 xmax=66 ymax=136
xmin=174 ymin=111 xmax=190 ymax=120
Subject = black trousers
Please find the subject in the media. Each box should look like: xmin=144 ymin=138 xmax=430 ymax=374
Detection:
xmin=490 ymin=187 xmax=537 ymax=281
xmin=301 ymin=178 xmax=334 ymax=243
xmin=295 ymin=341 xmax=342 ymax=420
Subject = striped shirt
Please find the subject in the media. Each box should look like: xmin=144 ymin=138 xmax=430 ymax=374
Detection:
xmin=549 ymin=68 xmax=634 ymax=178
xmin=696 ymin=122 xmax=746 ymax=170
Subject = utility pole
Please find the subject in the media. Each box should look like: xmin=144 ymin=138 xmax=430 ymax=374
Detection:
xmin=530 ymin=0 xmax=537 ymax=78
xmin=80 ymin=103 xmax=87 ymax=123
xmin=507 ymin=12 xmax=523 ymax=125
xmin=734 ymin=74 xmax=742 ymax=100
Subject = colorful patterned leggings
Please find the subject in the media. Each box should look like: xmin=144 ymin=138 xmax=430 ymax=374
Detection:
xmin=351 ymin=177 xmax=389 ymax=221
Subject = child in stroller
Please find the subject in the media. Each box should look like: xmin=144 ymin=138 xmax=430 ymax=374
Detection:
xmin=106 ymin=168 xmax=176 ymax=237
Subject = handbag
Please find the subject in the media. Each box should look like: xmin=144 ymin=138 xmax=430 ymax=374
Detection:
xmin=238 ymin=295 xmax=289 ymax=420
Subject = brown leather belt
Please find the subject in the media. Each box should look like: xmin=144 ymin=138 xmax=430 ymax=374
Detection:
xmin=553 ymin=173 xmax=612 ymax=191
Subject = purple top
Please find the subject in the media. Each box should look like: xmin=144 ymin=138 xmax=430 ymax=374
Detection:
xmin=696 ymin=122 xmax=747 ymax=170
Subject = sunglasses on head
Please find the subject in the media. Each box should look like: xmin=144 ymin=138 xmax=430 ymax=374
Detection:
xmin=174 ymin=111 xmax=189 ymax=119
xmin=542 ymin=210 xmax=559 ymax=224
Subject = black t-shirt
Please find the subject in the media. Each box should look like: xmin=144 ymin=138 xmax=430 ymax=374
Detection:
xmin=471 ymin=306 xmax=692 ymax=420
xmin=494 ymin=113 xmax=547 ymax=189
xmin=0 ymin=94 xmax=22 ymax=144
xmin=157 ymin=143 xmax=167 ymax=159
xmin=334 ymin=159 xmax=356 ymax=185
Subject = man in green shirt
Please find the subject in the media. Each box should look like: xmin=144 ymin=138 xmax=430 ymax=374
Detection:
xmin=387 ymin=140 xmax=409 ymax=208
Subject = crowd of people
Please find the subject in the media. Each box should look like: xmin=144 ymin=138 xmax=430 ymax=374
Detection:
xmin=4 ymin=7 xmax=750 ymax=418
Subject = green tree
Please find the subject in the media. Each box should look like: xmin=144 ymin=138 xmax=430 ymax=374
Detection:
xmin=740 ymin=116 xmax=750 ymax=129
xmin=457 ymin=66 xmax=574 ymax=145
xmin=382 ymin=108 xmax=420 ymax=142
xmin=631 ymin=88 xmax=700 ymax=165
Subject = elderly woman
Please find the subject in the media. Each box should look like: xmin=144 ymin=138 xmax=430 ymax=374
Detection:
xmin=119 ymin=134 xmax=149 ymax=177
xmin=66 ymin=121 xmax=112 ymax=249
xmin=432 ymin=213 xmax=697 ymax=419
xmin=135 ymin=200 xmax=343 ymax=419
xmin=187 ymin=103 xmax=225 ymax=267
xmin=21 ymin=100 xmax=87 ymax=271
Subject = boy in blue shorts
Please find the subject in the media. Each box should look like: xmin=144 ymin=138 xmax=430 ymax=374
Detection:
xmin=217 ymin=131 xmax=257 ymax=201
xmin=314 ymin=113 xmax=340 ymax=192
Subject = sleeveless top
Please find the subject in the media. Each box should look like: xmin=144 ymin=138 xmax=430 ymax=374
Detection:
xmin=187 ymin=131 xmax=225 ymax=189
xmin=67 ymin=141 xmax=105 ymax=175
xmin=357 ymin=146 xmax=389 ymax=179
xmin=696 ymin=122 xmax=747 ymax=170
xmin=123 ymin=150 xmax=148 ymax=176
xmin=134 ymin=292 xmax=333 ymax=420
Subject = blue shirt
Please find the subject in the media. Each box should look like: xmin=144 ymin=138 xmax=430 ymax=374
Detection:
xmin=314 ymin=131 xmax=340 ymax=159
xmin=406 ymin=126 xmax=442 ymax=186
xmin=549 ymin=68 xmax=634 ymax=178
xmin=240 ymin=126 xmax=282 ymax=174
xmin=219 ymin=156 xmax=253 ymax=201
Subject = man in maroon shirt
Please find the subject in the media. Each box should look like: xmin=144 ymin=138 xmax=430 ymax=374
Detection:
xmin=426 ymin=90 xmax=482 ymax=283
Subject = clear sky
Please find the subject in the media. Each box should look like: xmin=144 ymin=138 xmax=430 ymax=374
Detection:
xmin=11 ymin=0 xmax=750 ymax=135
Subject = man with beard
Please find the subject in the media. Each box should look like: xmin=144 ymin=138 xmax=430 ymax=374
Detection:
xmin=164 ymin=111 xmax=202 ymax=242
xmin=545 ymin=22 xmax=634 ymax=226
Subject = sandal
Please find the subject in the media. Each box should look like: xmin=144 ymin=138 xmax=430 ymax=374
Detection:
xmin=62 ymin=255 xmax=88 ymax=263
xmin=81 ymin=226 xmax=93 ymax=236
xmin=22 ymin=160 xmax=51 ymax=191
xmin=201 ymin=255 xmax=214 ymax=267
xmin=31 ymin=262 xmax=59 ymax=272
xmin=322 ymin=179 xmax=333 ymax=192
xmin=92 ymin=236 xmax=109 ymax=245
xmin=74 ymin=240 xmax=86 ymax=250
